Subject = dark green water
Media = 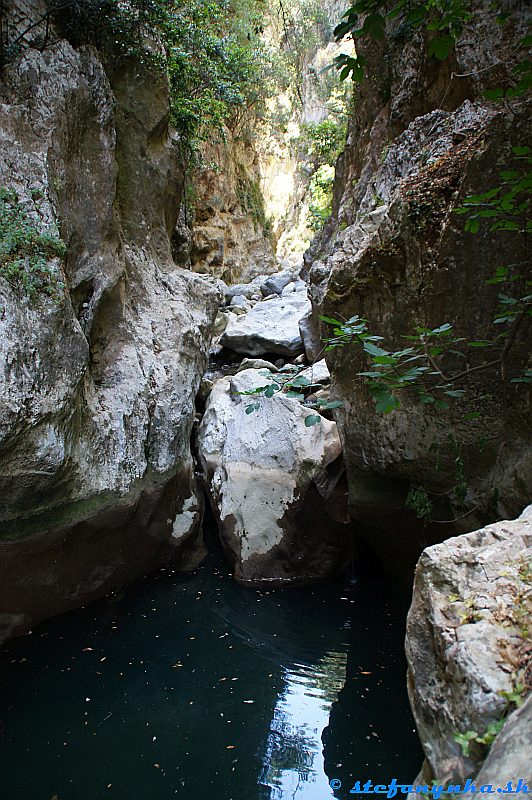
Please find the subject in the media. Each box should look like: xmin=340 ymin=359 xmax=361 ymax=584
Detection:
xmin=0 ymin=545 xmax=422 ymax=800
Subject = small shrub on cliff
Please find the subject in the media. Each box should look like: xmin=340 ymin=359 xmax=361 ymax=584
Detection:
xmin=0 ymin=188 xmax=65 ymax=299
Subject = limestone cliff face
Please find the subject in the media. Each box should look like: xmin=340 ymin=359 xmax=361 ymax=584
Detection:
xmin=0 ymin=3 xmax=218 ymax=641
xmin=175 ymin=130 xmax=277 ymax=283
xmin=405 ymin=507 xmax=531 ymax=784
xmin=306 ymin=2 xmax=531 ymax=574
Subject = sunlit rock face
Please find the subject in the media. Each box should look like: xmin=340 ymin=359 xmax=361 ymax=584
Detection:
xmin=0 ymin=3 xmax=218 ymax=641
xmin=174 ymin=128 xmax=277 ymax=283
xmin=198 ymin=368 xmax=352 ymax=584
xmin=405 ymin=507 xmax=532 ymax=784
xmin=305 ymin=2 xmax=531 ymax=575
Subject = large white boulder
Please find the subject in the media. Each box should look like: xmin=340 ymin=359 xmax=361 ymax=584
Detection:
xmin=220 ymin=291 xmax=311 ymax=356
xmin=198 ymin=369 xmax=351 ymax=583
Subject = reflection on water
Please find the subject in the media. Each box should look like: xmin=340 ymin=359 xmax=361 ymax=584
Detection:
xmin=260 ymin=652 xmax=348 ymax=799
xmin=0 ymin=546 xmax=422 ymax=800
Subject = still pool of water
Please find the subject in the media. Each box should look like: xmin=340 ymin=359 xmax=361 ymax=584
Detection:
xmin=0 ymin=548 xmax=422 ymax=800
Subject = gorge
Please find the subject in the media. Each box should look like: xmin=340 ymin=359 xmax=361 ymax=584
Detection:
xmin=0 ymin=0 xmax=530 ymax=797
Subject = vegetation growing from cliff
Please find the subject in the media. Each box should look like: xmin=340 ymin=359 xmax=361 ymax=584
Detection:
xmin=300 ymin=118 xmax=348 ymax=230
xmin=0 ymin=188 xmax=65 ymax=299
xmin=331 ymin=0 xmax=531 ymax=96
xmin=1 ymin=0 xmax=275 ymax=148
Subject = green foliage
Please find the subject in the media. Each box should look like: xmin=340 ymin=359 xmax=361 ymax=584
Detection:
xmin=485 ymin=33 xmax=532 ymax=100
xmin=300 ymin=119 xmax=348 ymax=167
xmin=499 ymin=682 xmax=526 ymax=708
xmin=320 ymin=140 xmax=532 ymax=408
xmin=308 ymin=164 xmax=336 ymax=230
xmin=298 ymin=117 xmax=348 ymax=233
xmin=332 ymin=0 xmax=530 ymax=98
xmin=332 ymin=0 xmax=472 ymax=83
xmin=453 ymin=729 xmax=478 ymax=758
xmin=45 ymin=0 xmax=273 ymax=148
xmin=273 ymin=0 xmax=338 ymax=91
xmin=238 ymin=365 xmax=340 ymax=420
xmin=454 ymin=147 xmax=532 ymax=383
xmin=0 ymin=187 xmax=65 ymax=299
xmin=454 ymin=718 xmax=505 ymax=758
xmin=320 ymin=314 xmax=474 ymax=413
xmin=454 ymin=146 xmax=532 ymax=235
xmin=405 ymin=486 xmax=433 ymax=519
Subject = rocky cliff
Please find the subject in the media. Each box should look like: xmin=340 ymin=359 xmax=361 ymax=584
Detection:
xmin=175 ymin=129 xmax=277 ymax=283
xmin=406 ymin=507 xmax=531 ymax=785
xmin=0 ymin=2 xmax=218 ymax=642
xmin=306 ymin=1 xmax=531 ymax=576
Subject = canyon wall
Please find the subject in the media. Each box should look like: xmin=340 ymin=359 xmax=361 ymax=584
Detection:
xmin=175 ymin=130 xmax=277 ymax=283
xmin=306 ymin=1 xmax=532 ymax=576
xmin=0 ymin=1 xmax=218 ymax=641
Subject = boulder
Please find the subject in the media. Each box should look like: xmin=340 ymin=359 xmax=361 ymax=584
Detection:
xmin=224 ymin=283 xmax=259 ymax=301
xmin=281 ymin=279 xmax=306 ymax=296
xmin=197 ymin=369 xmax=352 ymax=584
xmin=260 ymin=269 xmax=296 ymax=296
xmin=298 ymin=359 xmax=331 ymax=386
xmin=228 ymin=294 xmax=252 ymax=311
xmin=220 ymin=292 xmax=311 ymax=357
xmin=237 ymin=358 xmax=279 ymax=373
xmin=406 ymin=506 xmax=532 ymax=784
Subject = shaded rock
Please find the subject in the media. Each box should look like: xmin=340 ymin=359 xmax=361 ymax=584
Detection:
xmin=304 ymin=1 xmax=531 ymax=573
xmin=298 ymin=359 xmax=330 ymax=386
xmin=188 ymin=131 xmax=276 ymax=283
xmin=213 ymin=310 xmax=236 ymax=337
xmin=461 ymin=695 xmax=532 ymax=793
xmin=198 ymin=377 xmax=214 ymax=403
xmin=197 ymin=369 xmax=352 ymax=584
xmin=220 ymin=292 xmax=311 ymax=357
xmin=228 ymin=294 xmax=251 ymax=311
xmin=260 ymin=269 xmax=296 ymax=296
xmin=298 ymin=309 xmax=322 ymax=363
xmin=406 ymin=507 xmax=532 ymax=784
